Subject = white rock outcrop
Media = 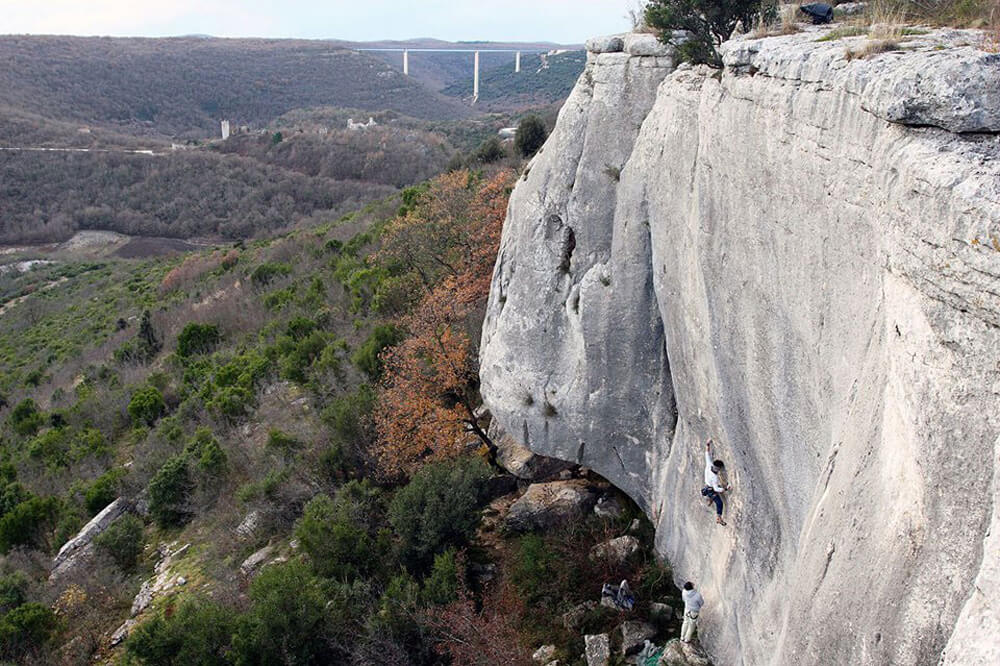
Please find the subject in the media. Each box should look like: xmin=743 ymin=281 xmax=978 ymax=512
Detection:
xmin=481 ymin=27 xmax=1000 ymax=666
xmin=50 ymin=498 xmax=127 ymax=579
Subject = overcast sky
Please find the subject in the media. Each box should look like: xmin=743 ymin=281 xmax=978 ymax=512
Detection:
xmin=1 ymin=0 xmax=634 ymax=43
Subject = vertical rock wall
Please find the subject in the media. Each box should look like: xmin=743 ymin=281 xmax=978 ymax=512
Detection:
xmin=481 ymin=28 xmax=1000 ymax=666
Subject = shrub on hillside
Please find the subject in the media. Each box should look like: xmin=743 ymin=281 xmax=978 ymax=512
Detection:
xmin=0 ymin=571 xmax=28 ymax=614
xmin=147 ymin=455 xmax=193 ymax=527
xmin=250 ymin=262 xmax=292 ymax=288
xmin=0 ymin=495 xmax=61 ymax=553
xmin=422 ymin=548 xmax=460 ymax=605
xmin=387 ymin=456 xmax=490 ymax=572
xmin=645 ymin=0 xmax=775 ymax=66
xmin=176 ymin=323 xmax=221 ymax=357
xmin=293 ymin=481 xmax=384 ymax=580
xmin=128 ymin=385 xmax=166 ymax=426
xmin=9 ymin=399 xmax=44 ymax=437
xmin=184 ymin=428 xmax=228 ymax=477
xmin=0 ymin=602 xmax=58 ymax=659
xmin=94 ymin=514 xmax=144 ymax=571
xmin=84 ymin=468 xmax=124 ymax=515
xmin=124 ymin=597 xmax=236 ymax=666
xmin=351 ymin=324 xmax=404 ymax=378
xmin=230 ymin=561 xmax=339 ymax=665
xmin=474 ymin=137 xmax=506 ymax=164
xmin=514 ymin=115 xmax=547 ymax=158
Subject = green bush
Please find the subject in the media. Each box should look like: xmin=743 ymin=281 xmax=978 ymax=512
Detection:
xmin=0 ymin=602 xmax=58 ymax=659
xmin=285 ymin=316 xmax=317 ymax=340
xmin=265 ymin=429 xmax=299 ymax=454
xmin=184 ymin=428 xmax=227 ymax=476
xmin=321 ymin=385 xmax=375 ymax=445
xmin=509 ymin=533 xmax=562 ymax=606
xmin=26 ymin=429 xmax=69 ymax=468
xmin=0 ymin=481 xmax=29 ymax=517
xmin=9 ymin=399 xmax=44 ymax=437
xmin=0 ymin=495 xmax=61 ymax=553
xmin=422 ymin=548 xmax=460 ymax=605
xmin=147 ymin=455 xmax=193 ymax=527
xmin=645 ymin=0 xmax=773 ymax=66
xmin=279 ymin=330 xmax=327 ymax=383
xmin=85 ymin=468 xmax=124 ymax=515
xmin=387 ymin=456 xmax=490 ymax=572
xmin=0 ymin=571 xmax=28 ymax=614
xmin=250 ymin=262 xmax=292 ymax=288
xmin=230 ymin=561 xmax=337 ymax=666
xmin=176 ymin=322 xmax=221 ymax=357
xmin=128 ymin=385 xmax=166 ymax=426
xmin=94 ymin=514 xmax=144 ymax=571
xmin=474 ymin=137 xmax=506 ymax=164
xmin=514 ymin=115 xmax=548 ymax=158
xmin=351 ymin=324 xmax=404 ymax=378
xmin=124 ymin=597 xmax=236 ymax=666
xmin=294 ymin=481 xmax=383 ymax=580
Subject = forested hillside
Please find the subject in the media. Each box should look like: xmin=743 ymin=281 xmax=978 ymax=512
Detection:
xmin=0 ymin=36 xmax=473 ymax=140
xmin=442 ymin=51 xmax=587 ymax=110
xmin=0 ymin=165 xmax=676 ymax=665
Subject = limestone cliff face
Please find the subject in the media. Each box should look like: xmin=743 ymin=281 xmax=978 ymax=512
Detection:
xmin=480 ymin=28 xmax=1000 ymax=666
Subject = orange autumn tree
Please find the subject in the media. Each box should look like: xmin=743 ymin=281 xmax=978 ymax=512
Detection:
xmin=374 ymin=169 xmax=515 ymax=476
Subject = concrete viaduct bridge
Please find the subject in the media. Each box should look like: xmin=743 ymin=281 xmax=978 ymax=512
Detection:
xmin=355 ymin=47 xmax=554 ymax=103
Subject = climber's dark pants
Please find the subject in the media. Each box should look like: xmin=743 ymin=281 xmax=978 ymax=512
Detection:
xmin=704 ymin=488 xmax=723 ymax=516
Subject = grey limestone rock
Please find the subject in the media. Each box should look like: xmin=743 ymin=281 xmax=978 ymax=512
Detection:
xmin=562 ymin=600 xmax=598 ymax=630
xmin=590 ymin=535 xmax=641 ymax=565
xmin=504 ymin=480 xmax=597 ymax=533
xmin=721 ymin=28 xmax=1000 ymax=132
xmin=624 ymin=33 xmax=671 ymax=57
xmin=618 ymin=621 xmax=657 ymax=656
xmin=491 ymin=420 xmax=573 ymax=480
xmin=532 ymin=644 xmax=556 ymax=662
xmin=593 ymin=493 xmax=625 ymax=519
xmin=50 ymin=498 xmax=127 ymax=579
xmin=481 ymin=27 xmax=1000 ymax=666
xmin=833 ymin=2 xmax=868 ymax=16
xmin=586 ymin=35 xmax=625 ymax=54
xmin=659 ymin=639 xmax=711 ymax=666
xmin=584 ymin=633 xmax=611 ymax=666
xmin=240 ymin=544 xmax=276 ymax=577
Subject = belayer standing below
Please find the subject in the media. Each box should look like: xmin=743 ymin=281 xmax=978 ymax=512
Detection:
xmin=680 ymin=581 xmax=705 ymax=643
xmin=701 ymin=438 xmax=731 ymax=526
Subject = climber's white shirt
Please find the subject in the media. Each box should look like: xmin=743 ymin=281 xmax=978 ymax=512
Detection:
xmin=704 ymin=451 xmax=726 ymax=493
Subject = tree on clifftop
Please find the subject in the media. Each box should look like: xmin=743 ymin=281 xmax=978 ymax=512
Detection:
xmin=645 ymin=0 xmax=775 ymax=66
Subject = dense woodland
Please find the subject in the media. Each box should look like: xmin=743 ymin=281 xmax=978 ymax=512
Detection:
xmin=0 ymin=149 xmax=397 ymax=243
xmin=0 ymin=36 xmax=473 ymax=139
xmin=442 ymin=51 xmax=587 ymax=111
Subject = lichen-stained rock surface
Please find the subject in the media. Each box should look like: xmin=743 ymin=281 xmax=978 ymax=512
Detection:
xmin=481 ymin=26 xmax=1000 ymax=666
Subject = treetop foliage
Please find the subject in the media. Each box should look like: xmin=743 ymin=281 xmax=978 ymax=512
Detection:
xmin=645 ymin=0 xmax=776 ymax=66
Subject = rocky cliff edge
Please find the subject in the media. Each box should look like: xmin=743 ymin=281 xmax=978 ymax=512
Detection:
xmin=480 ymin=27 xmax=1000 ymax=666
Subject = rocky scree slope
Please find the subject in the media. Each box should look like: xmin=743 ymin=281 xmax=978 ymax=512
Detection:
xmin=480 ymin=28 xmax=1000 ymax=666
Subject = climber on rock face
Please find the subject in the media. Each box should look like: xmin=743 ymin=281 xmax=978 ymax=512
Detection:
xmin=701 ymin=438 xmax=731 ymax=526
xmin=681 ymin=581 xmax=704 ymax=643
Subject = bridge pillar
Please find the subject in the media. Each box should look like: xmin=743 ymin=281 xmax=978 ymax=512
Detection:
xmin=515 ymin=51 xmax=521 ymax=73
xmin=403 ymin=49 xmax=409 ymax=75
xmin=473 ymin=51 xmax=480 ymax=103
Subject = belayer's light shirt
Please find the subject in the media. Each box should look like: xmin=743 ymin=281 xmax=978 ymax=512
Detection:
xmin=705 ymin=451 xmax=726 ymax=493
xmin=683 ymin=588 xmax=704 ymax=614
